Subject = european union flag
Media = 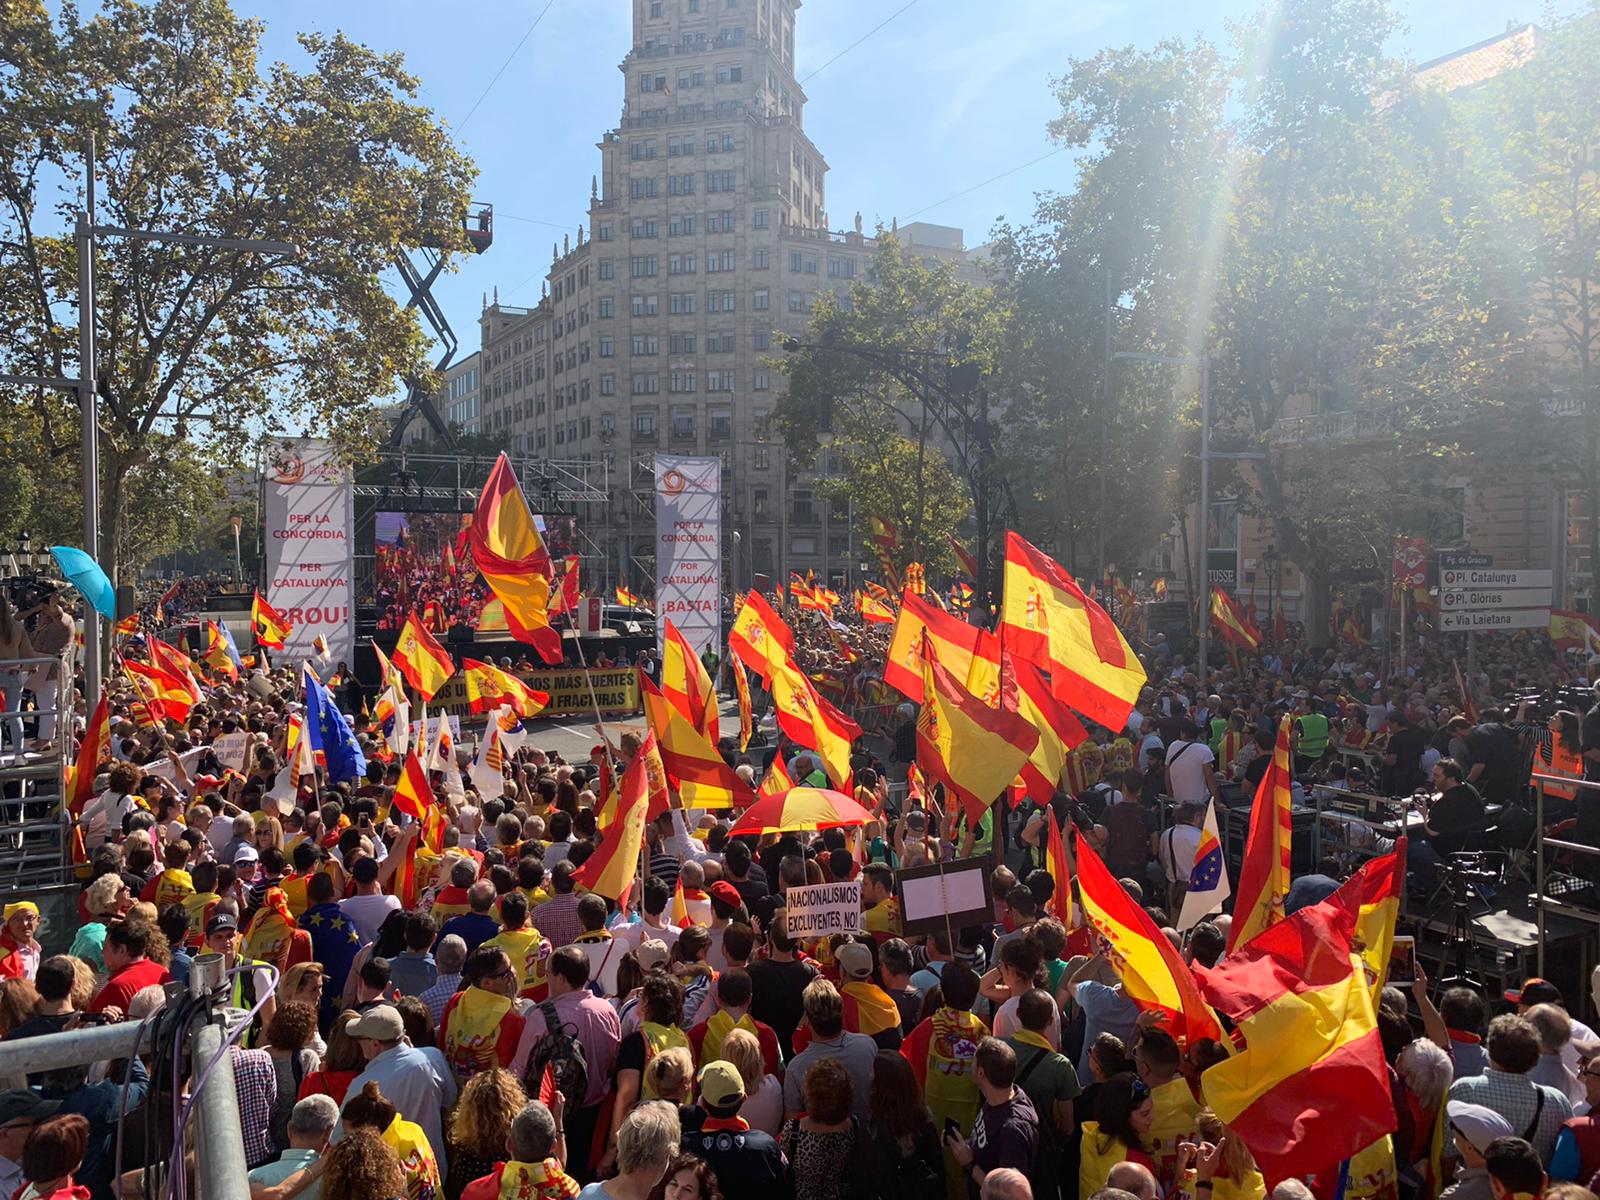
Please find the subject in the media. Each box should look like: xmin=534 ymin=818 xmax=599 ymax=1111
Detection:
xmin=303 ymin=664 xmax=366 ymax=783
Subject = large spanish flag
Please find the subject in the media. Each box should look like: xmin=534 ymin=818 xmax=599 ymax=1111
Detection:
xmin=640 ymin=669 xmax=755 ymax=810
xmin=251 ymin=591 xmax=292 ymax=650
xmin=124 ymin=660 xmax=197 ymax=724
xmin=999 ymin=532 xmax=1146 ymax=729
xmin=1073 ymin=827 xmax=1223 ymax=1045
xmin=145 ymin=640 xmax=202 ymax=707
xmin=470 ymin=453 xmax=562 ymax=663
xmin=462 ymin=657 xmax=549 ymax=719
xmin=1198 ymin=860 xmax=1398 ymax=1184
xmin=1353 ymin=839 xmax=1407 ymax=1001
xmin=855 ymin=592 xmax=895 ymax=625
xmin=661 ymin=620 xmax=720 ymax=745
xmin=1211 ymin=587 xmax=1263 ymax=651
xmin=392 ymin=611 xmax=456 ymax=701
xmin=574 ymin=733 xmax=657 ymax=903
xmin=728 ymin=589 xmax=798 ymax=682
xmin=1230 ymin=716 xmax=1295 ymax=952
xmin=1009 ymin=655 xmax=1089 ymax=804
xmin=916 ymin=640 xmax=1038 ymax=826
xmin=770 ymin=659 xmax=860 ymax=788
xmin=884 ymin=589 xmax=990 ymax=703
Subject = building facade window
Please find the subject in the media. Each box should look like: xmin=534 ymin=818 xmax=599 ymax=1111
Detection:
xmin=752 ymin=288 xmax=769 ymax=310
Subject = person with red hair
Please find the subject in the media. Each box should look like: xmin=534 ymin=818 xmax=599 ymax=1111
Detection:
xmin=18 ymin=1114 xmax=90 ymax=1200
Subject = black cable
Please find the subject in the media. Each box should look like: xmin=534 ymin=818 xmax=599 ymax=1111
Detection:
xmin=798 ymin=0 xmax=921 ymax=85
xmin=457 ymin=0 xmax=559 ymax=134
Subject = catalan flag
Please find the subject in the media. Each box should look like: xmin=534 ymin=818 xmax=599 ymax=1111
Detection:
xmin=1001 ymin=531 xmax=1147 ymax=732
xmin=1210 ymin=587 xmax=1263 ymax=651
xmin=392 ymin=611 xmax=456 ymax=701
xmin=902 ymin=561 xmax=926 ymax=596
xmin=572 ymin=732 xmax=658 ymax=903
xmin=251 ymin=591 xmax=292 ymax=650
xmin=1074 ymin=826 xmax=1223 ymax=1045
xmin=1198 ymin=858 xmax=1398 ymax=1184
xmin=1230 ymin=717 xmax=1294 ymax=952
xmin=471 ymin=453 xmax=562 ymax=663
xmin=461 ymin=657 xmax=550 ymax=719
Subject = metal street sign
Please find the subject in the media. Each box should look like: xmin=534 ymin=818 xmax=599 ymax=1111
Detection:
xmin=1438 ymin=551 xmax=1494 ymax=570
xmin=1439 ymin=607 xmax=1550 ymax=633
xmin=1439 ymin=588 xmax=1554 ymax=612
xmin=1439 ymin=567 xmax=1554 ymax=590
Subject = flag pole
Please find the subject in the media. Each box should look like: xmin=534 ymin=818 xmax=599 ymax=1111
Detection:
xmin=569 ymin=627 xmax=621 ymax=770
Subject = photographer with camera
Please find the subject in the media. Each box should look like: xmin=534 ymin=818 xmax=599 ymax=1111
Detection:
xmin=1409 ymin=759 xmax=1488 ymax=888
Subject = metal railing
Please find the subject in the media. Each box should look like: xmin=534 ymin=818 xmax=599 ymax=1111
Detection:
xmin=0 ymin=655 xmax=73 ymax=896
xmin=1533 ymin=772 xmax=1600 ymax=974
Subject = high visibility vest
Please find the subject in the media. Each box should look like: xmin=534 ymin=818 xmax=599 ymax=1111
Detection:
xmin=1295 ymin=713 xmax=1330 ymax=760
xmin=1544 ymin=740 xmax=1584 ymax=801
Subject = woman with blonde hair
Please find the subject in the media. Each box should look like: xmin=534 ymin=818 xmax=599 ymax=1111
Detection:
xmin=64 ymin=958 xmax=97 ymax=1013
xmin=321 ymin=1129 xmax=408 ymax=1200
xmin=70 ymin=876 xmax=131 ymax=974
xmin=447 ymin=1068 xmax=527 ymax=1200
xmin=1193 ymin=1110 xmax=1265 ymax=1200
xmin=643 ymin=1046 xmax=696 ymax=1109
xmin=723 ymin=1027 xmax=782 ymax=1136
xmin=253 ymin=813 xmax=284 ymax=853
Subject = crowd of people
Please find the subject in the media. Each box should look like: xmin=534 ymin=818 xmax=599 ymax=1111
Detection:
xmin=2 ymin=575 xmax=1600 ymax=1200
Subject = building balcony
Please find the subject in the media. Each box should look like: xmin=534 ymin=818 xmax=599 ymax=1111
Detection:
xmin=1269 ymin=407 xmax=1395 ymax=446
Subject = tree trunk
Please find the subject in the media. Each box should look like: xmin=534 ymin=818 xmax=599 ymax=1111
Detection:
xmin=1302 ymin=564 xmax=1330 ymax=651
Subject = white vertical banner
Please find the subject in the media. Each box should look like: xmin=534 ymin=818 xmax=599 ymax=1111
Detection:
xmin=654 ymin=454 xmax=721 ymax=658
xmin=264 ymin=438 xmax=355 ymax=667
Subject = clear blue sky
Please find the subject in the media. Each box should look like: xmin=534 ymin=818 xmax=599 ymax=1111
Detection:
xmin=240 ymin=0 xmax=1552 ymax=351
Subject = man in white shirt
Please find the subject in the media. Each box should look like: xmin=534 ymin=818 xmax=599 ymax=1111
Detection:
xmin=339 ymin=857 xmax=402 ymax=945
xmin=1156 ymin=801 xmax=1205 ymax=889
xmin=1164 ymin=722 xmax=1219 ymax=805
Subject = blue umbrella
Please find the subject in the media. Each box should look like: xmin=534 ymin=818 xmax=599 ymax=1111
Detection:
xmin=49 ymin=546 xmax=115 ymax=620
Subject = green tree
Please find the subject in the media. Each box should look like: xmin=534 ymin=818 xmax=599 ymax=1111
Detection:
xmin=0 ymin=0 xmax=476 ymax=582
xmin=773 ymin=233 xmax=1004 ymax=582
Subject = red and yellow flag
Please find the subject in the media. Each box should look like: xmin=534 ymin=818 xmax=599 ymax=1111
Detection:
xmin=1230 ymin=717 xmax=1295 ymax=952
xmin=124 ymin=660 xmax=196 ymax=724
xmin=203 ymin=622 xmax=239 ymax=682
xmin=770 ymin=660 xmax=860 ymax=788
xmin=573 ymin=732 xmax=658 ymax=902
xmin=855 ymin=592 xmax=895 ymax=625
xmin=661 ymin=620 xmax=719 ymax=745
xmin=393 ymin=611 xmax=456 ymax=701
xmin=759 ymin=753 xmax=794 ymax=798
xmin=1210 ymin=587 xmax=1262 ymax=652
xmin=615 ymin=585 xmax=643 ymax=607
xmin=1354 ymin=839 xmax=1407 ymax=1001
xmin=640 ymin=669 xmax=754 ymax=809
xmin=728 ymin=590 xmax=798 ymax=683
xmin=731 ymin=658 xmax=753 ymax=753
xmin=884 ymin=589 xmax=990 ymax=703
xmin=146 ymin=639 xmax=202 ymax=701
xmin=1074 ymin=827 xmax=1223 ymax=1045
xmin=1000 ymin=532 xmax=1146 ymax=729
xmin=916 ymin=638 xmax=1038 ymax=826
xmin=1198 ymin=855 xmax=1398 ymax=1185
xmin=461 ymin=657 xmax=549 ymax=718
xmin=68 ymin=695 xmax=111 ymax=819
xmin=1008 ymin=655 xmax=1089 ymax=806
xmin=551 ymin=555 xmax=582 ymax=615
xmin=946 ymin=533 xmax=979 ymax=580
xmin=470 ymin=453 xmax=562 ymax=663
xmin=251 ymin=591 xmax=292 ymax=649
xmin=1044 ymin=808 xmax=1073 ymax=926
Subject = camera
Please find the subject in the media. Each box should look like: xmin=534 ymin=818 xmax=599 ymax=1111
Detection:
xmin=1446 ymin=850 xmax=1500 ymax=888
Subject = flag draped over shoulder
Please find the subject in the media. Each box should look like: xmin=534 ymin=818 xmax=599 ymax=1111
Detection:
xmin=661 ymin=620 xmax=720 ymax=745
xmin=1198 ymin=860 xmax=1399 ymax=1185
xmin=393 ymin=611 xmax=456 ymax=701
xmin=470 ymin=453 xmax=562 ymax=663
xmin=1000 ymin=532 xmax=1146 ymax=729
xmin=1230 ymin=717 xmax=1295 ymax=952
xmin=916 ymin=639 xmax=1038 ymax=825
xmin=1210 ymin=587 xmax=1263 ymax=651
xmin=884 ymin=589 xmax=990 ymax=703
xmin=251 ymin=591 xmax=292 ymax=649
xmin=1073 ymin=827 xmax=1222 ymax=1045
xmin=573 ymin=732 xmax=657 ymax=902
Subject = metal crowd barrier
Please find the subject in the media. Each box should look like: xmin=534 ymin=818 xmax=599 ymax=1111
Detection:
xmin=1533 ymin=771 xmax=1600 ymax=975
xmin=0 ymin=655 xmax=74 ymax=898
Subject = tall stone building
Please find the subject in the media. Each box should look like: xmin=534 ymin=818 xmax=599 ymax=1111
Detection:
xmin=457 ymin=0 xmax=979 ymax=594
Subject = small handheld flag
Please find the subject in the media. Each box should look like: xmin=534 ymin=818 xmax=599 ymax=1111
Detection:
xmin=1177 ymin=798 xmax=1231 ymax=930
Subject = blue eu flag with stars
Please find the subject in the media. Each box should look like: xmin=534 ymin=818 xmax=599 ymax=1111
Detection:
xmin=303 ymin=665 xmax=367 ymax=783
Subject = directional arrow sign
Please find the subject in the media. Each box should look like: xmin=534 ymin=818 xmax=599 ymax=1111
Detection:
xmin=1439 ymin=608 xmax=1550 ymax=633
xmin=1439 ymin=568 xmax=1554 ymax=590
xmin=1439 ymin=588 xmax=1553 ymax=611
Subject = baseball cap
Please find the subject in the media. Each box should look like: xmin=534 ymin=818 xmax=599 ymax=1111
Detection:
xmin=697 ymin=1060 xmax=746 ymax=1109
xmin=709 ymin=881 xmax=742 ymax=909
xmin=1446 ymin=1101 xmax=1514 ymax=1153
xmin=347 ymin=1005 xmax=405 ymax=1042
xmin=232 ymin=845 xmax=259 ymax=866
xmin=205 ymin=912 xmax=239 ymax=936
xmin=0 ymin=1091 xmax=60 ymax=1125
xmin=636 ymin=938 xmax=671 ymax=972
xmin=835 ymin=941 xmax=874 ymax=981
xmin=1505 ymin=978 xmax=1562 ymax=1006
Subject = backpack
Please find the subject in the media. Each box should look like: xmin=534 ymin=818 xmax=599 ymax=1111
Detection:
xmin=524 ymin=1000 xmax=588 ymax=1110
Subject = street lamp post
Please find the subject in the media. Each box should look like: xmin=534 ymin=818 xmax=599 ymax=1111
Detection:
xmin=1263 ymin=543 xmax=1280 ymax=641
xmin=229 ymin=513 xmax=244 ymax=588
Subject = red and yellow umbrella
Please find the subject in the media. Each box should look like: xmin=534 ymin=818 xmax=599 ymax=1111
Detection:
xmin=728 ymin=787 xmax=875 ymax=836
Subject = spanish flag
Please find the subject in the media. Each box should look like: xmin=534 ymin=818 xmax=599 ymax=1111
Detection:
xmin=1073 ymin=827 xmax=1223 ymax=1045
xmin=1210 ymin=587 xmax=1262 ymax=652
xmin=731 ymin=657 xmax=753 ymax=752
xmin=204 ymin=621 xmax=242 ymax=681
xmin=759 ymin=753 xmax=794 ymax=798
xmin=114 ymin=613 xmax=141 ymax=637
xmin=1007 ymin=654 xmax=1089 ymax=805
xmin=855 ymin=592 xmax=895 ymax=625
xmin=916 ymin=638 xmax=1038 ymax=826
xmin=551 ymin=555 xmax=582 ymax=615
xmin=251 ymin=591 xmax=292 ymax=650
xmin=393 ymin=611 xmax=456 ymax=701
xmin=67 ymin=695 xmax=111 ymax=820
xmin=573 ymin=732 xmax=657 ymax=902
xmin=615 ymin=585 xmax=643 ymax=608
xmin=462 ymin=658 xmax=550 ymax=719
xmin=640 ymin=669 xmax=754 ymax=810
xmin=884 ymin=589 xmax=990 ymax=703
xmin=770 ymin=660 xmax=860 ymax=788
xmin=661 ymin=620 xmax=719 ymax=745
xmin=1198 ymin=859 xmax=1398 ymax=1184
xmin=146 ymin=639 xmax=202 ymax=703
xmin=390 ymin=748 xmax=435 ymax=824
xmin=1000 ymin=532 xmax=1146 ymax=730
xmin=470 ymin=453 xmax=562 ymax=664
xmin=1043 ymin=805 xmax=1073 ymax=926
xmin=1354 ymin=839 xmax=1407 ymax=1001
xmin=946 ymin=533 xmax=979 ymax=580
xmin=728 ymin=590 xmax=797 ymax=682
xmin=124 ymin=660 xmax=197 ymax=724
xmin=1230 ymin=717 xmax=1295 ymax=952
xmin=790 ymin=573 xmax=826 ymax=611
